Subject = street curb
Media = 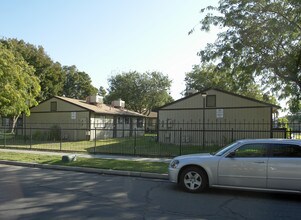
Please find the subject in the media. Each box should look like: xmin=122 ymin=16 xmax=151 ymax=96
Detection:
xmin=0 ymin=160 xmax=169 ymax=180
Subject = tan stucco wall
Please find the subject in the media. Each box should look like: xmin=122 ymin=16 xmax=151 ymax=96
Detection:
xmin=159 ymin=108 xmax=271 ymax=128
xmin=25 ymin=111 xmax=90 ymax=141
xmin=158 ymin=89 xmax=276 ymax=146
xmin=26 ymin=97 xmax=91 ymax=140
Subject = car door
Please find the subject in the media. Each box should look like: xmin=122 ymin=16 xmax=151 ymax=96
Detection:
xmin=218 ymin=143 xmax=268 ymax=188
xmin=267 ymin=143 xmax=301 ymax=191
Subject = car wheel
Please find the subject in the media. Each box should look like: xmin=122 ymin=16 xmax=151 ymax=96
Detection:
xmin=179 ymin=167 xmax=208 ymax=193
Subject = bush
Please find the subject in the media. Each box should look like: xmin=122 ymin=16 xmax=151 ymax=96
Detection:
xmin=32 ymin=130 xmax=46 ymax=141
xmin=49 ymin=125 xmax=61 ymax=141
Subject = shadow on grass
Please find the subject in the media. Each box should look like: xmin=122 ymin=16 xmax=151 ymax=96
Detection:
xmin=2 ymin=135 xmax=222 ymax=157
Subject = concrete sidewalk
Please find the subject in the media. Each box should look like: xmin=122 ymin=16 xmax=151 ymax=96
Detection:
xmin=0 ymin=148 xmax=171 ymax=180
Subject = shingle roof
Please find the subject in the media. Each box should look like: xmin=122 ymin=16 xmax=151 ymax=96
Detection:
xmin=145 ymin=111 xmax=157 ymax=118
xmin=55 ymin=96 xmax=144 ymax=117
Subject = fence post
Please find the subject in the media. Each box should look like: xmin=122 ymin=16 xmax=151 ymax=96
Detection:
xmin=202 ymin=128 xmax=205 ymax=150
xmin=60 ymin=128 xmax=62 ymax=151
xmin=134 ymin=128 xmax=137 ymax=156
xmin=30 ymin=127 xmax=32 ymax=150
xmin=94 ymin=128 xmax=97 ymax=154
xmin=231 ymin=128 xmax=234 ymax=142
xmin=4 ymin=124 xmax=6 ymax=147
xmin=179 ymin=128 xmax=182 ymax=155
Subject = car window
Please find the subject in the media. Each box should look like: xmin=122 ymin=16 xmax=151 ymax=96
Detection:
xmin=215 ymin=142 xmax=239 ymax=156
xmin=269 ymin=144 xmax=301 ymax=158
xmin=234 ymin=144 xmax=268 ymax=157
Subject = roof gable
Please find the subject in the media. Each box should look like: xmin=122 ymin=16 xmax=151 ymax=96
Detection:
xmin=160 ymin=88 xmax=280 ymax=110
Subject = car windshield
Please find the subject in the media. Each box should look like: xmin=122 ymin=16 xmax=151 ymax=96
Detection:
xmin=214 ymin=142 xmax=239 ymax=156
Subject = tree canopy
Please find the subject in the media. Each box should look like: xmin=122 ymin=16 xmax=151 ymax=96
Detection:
xmin=98 ymin=86 xmax=107 ymax=97
xmin=194 ymin=0 xmax=301 ymax=112
xmin=0 ymin=38 xmax=65 ymax=102
xmin=106 ymin=71 xmax=173 ymax=115
xmin=0 ymin=43 xmax=40 ymax=130
xmin=0 ymin=38 xmax=98 ymax=102
xmin=184 ymin=64 xmax=277 ymax=104
xmin=62 ymin=65 xmax=98 ymax=100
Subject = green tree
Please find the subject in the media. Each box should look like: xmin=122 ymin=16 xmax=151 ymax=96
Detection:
xmin=62 ymin=65 xmax=98 ymax=100
xmin=0 ymin=38 xmax=65 ymax=102
xmin=185 ymin=64 xmax=278 ymax=104
xmin=193 ymin=0 xmax=301 ymax=111
xmin=287 ymin=112 xmax=301 ymax=123
xmin=106 ymin=71 xmax=173 ymax=115
xmin=98 ymin=86 xmax=107 ymax=97
xmin=0 ymin=43 xmax=40 ymax=132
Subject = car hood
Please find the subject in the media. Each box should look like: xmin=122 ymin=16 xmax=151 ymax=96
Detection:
xmin=173 ymin=153 xmax=212 ymax=160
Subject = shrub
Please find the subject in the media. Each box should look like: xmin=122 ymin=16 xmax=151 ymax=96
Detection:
xmin=49 ymin=125 xmax=61 ymax=141
xmin=32 ymin=130 xmax=46 ymax=141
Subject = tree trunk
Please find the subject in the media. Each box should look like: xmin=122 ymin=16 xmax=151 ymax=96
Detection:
xmin=10 ymin=115 xmax=19 ymax=134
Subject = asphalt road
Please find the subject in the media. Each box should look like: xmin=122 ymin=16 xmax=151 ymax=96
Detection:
xmin=0 ymin=164 xmax=300 ymax=220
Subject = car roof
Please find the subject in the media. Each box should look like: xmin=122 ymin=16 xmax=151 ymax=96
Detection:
xmin=236 ymin=139 xmax=301 ymax=145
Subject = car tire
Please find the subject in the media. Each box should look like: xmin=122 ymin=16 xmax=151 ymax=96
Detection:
xmin=179 ymin=167 xmax=208 ymax=193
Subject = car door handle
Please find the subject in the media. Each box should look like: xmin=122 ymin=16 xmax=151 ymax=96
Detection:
xmin=253 ymin=161 xmax=265 ymax=164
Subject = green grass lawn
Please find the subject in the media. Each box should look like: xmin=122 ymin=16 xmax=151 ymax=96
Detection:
xmin=0 ymin=151 xmax=169 ymax=174
xmin=1 ymin=134 xmax=221 ymax=157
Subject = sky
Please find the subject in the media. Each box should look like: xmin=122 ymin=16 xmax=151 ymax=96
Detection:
xmin=0 ymin=0 xmax=219 ymax=100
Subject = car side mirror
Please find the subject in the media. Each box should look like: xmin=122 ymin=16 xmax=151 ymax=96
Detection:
xmin=227 ymin=151 xmax=236 ymax=158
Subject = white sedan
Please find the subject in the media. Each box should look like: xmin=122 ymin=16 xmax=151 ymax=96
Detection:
xmin=169 ymin=139 xmax=301 ymax=193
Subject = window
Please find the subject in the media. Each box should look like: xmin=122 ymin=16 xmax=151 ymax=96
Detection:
xmin=117 ymin=117 xmax=123 ymax=124
xmin=137 ymin=118 xmax=143 ymax=128
xmin=270 ymin=144 xmax=301 ymax=158
xmin=125 ymin=117 xmax=130 ymax=124
xmin=50 ymin=102 xmax=57 ymax=112
xmin=206 ymin=95 xmax=216 ymax=107
xmin=167 ymin=119 xmax=173 ymax=129
xmin=95 ymin=116 xmax=105 ymax=128
xmin=234 ymin=144 xmax=268 ymax=157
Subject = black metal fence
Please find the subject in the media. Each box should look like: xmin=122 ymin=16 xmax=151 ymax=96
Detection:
xmin=0 ymin=122 xmax=300 ymax=157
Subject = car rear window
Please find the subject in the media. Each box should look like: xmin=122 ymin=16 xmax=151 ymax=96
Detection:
xmin=269 ymin=144 xmax=301 ymax=158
